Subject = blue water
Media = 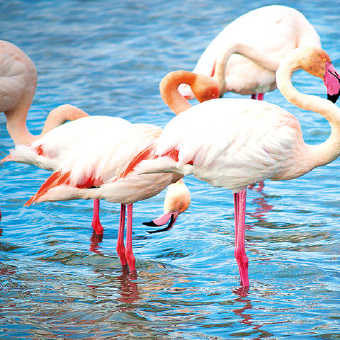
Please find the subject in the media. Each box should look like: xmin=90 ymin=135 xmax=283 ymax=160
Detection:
xmin=1 ymin=0 xmax=340 ymax=338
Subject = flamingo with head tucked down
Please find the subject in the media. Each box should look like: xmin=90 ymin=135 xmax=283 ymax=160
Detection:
xmin=120 ymin=46 xmax=340 ymax=285
xmin=0 ymin=41 xmax=107 ymax=225
xmin=21 ymin=71 xmax=219 ymax=272
xmin=179 ymin=5 xmax=321 ymax=101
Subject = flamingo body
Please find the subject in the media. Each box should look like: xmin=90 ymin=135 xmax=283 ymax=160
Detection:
xmin=180 ymin=5 xmax=321 ymax=98
xmin=27 ymin=120 xmax=179 ymax=205
xmin=151 ymin=98 xmax=308 ymax=190
xmin=24 ymin=116 xmax=183 ymax=271
xmin=131 ymin=46 xmax=340 ymax=286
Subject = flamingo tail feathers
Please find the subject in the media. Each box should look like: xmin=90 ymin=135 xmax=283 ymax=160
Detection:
xmin=25 ymin=170 xmax=71 ymax=206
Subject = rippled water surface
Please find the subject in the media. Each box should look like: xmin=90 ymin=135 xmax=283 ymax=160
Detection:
xmin=1 ymin=0 xmax=340 ymax=338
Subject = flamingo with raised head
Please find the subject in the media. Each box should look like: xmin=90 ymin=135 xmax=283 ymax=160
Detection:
xmin=121 ymin=46 xmax=340 ymax=285
xmin=20 ymin=71 xmax=219 ymax=272
xmin=179 ymin=5 xmax=321 ymax=100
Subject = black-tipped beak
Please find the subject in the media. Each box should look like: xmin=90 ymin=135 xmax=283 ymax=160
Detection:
xmin=325 ymin=64 xmax=340 ymax=104
xmin=146 ymin=214 xmax=176 ymax=234
xmin=142 ymin=220 xmax=158 ymax=227
xmin=328 ymin=92 xmax=340 ymax=104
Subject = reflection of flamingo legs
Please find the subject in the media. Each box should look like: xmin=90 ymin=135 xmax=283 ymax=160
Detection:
xmin=89 ymin=232 xmax=103 ymax=254
xmin=117 ymin=267 xmax=139 ymax=303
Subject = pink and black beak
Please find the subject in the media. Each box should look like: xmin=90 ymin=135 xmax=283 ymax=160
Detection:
xmin=143 ymin=211 xmax=179 ymax=234
xmin=325 ymin=62 xmax=340 ymax=103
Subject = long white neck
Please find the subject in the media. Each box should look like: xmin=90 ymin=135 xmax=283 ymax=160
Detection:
xmin=277 ymin=51 xmax=340 ymax=169
xmin=213 ymin=43 xmax=280 ymax=97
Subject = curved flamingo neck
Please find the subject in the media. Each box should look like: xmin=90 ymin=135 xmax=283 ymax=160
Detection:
xmin=277 ymin=47 xmax=340 ymax=168
xmin=40 ymin=105 xmax=89 ymax=136
xmin=5 ymin=104 xmax=89 ymax=145
xmin=159 ymin=70 xmax=219 ymax=115
xmin=5 ymin=107 xmax=36 ymax=144
xmin=213 ymin=43 xmax=281 ymax=97
xmin=160 ymin=71 xmax=192 ymax=115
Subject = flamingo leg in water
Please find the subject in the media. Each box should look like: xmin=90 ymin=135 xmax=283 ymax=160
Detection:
xmin=116 ymin=204 xmax=127 ymax=266
xmin=233 ymin=190 xmax=249 ymax=287
xmin=92 ymin=199 xmax=103 ymax=235
xmin=125 ymin=204 xmax=136 ymax=272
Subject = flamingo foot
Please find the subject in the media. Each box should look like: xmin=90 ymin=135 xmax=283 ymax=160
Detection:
xmin=125 ymin=249 xmax=136 ymax=272
xmin=92 ymin=219 xmax=103 ymax=235
xmin=92 ymin=199 xmax=103 ymax=235
xmin=116 ymin=244 xmax=128 ymax=267
xmin=235 ymin=249 xmax=249 ymax=287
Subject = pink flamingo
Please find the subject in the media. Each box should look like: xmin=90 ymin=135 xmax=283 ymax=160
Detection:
xmin=21 ymin=71 xmax=219 ymax=272
xmin=0 ymin=41 xmax=110 ymax=228
xmin=122 ymin=46 xmax=340 ymax=285
xmin=179 ymin=5 xmax=321 ymax=101
xmin=0 ymin=41 xmax=186 ymax=234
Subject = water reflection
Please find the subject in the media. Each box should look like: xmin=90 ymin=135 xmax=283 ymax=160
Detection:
xmin=248 ymin=189 xmax=274 ymax=225
xmin=116 ymin=268 xmax=139 ymax=304
xmin=89 ymin=232 xmax=103 ymax=254
xmin=232 ymin=287 xmax=275 ymax=338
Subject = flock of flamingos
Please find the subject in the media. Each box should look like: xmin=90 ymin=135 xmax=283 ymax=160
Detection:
xmin=1 ymin=5 xmax=340 ymax=287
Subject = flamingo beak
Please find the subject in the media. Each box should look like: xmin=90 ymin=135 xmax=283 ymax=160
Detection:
xmin=145 ymin=214 xmax=177 ymax=234
xmin=325 ymin=62 xmax=340 ymax=103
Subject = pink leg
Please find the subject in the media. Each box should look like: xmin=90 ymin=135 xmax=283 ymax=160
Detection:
xmin=92 ymin=199 xmax=103 ymax=235
xmin=233 ymin=190 xmax=249 ymax=287
xmin=251 ymin=94 xmax=257 ymax=100
xmin=125 ymin=204 xmax=136 ymax=272
xmin=257 ymin=93 xmax=264 ymax=101
xmin=116 ymin=204 xmax=127 ymax=266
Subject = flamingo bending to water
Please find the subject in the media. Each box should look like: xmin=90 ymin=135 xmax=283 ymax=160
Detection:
xmin=122 ymin=46 xmax=340 ymax=285
xmin=179 ymin=5 xmax=321 ymax=100
xmin=22 ymin=72 xmax=219 ymax=271
xmin=0 ymin=41 xmax=109 ymax=227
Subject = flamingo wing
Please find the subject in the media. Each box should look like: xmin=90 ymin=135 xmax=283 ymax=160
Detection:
xmin=150 ymin=98 xmax=304 ymax=191
xmin=2 ymin=116 xmax=132 ymax=170
xmin=25 ymin=122 xmax=166 ymax=205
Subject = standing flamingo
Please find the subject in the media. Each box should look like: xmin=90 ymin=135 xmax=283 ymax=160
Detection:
xmin=123 ymin=46 xmax=340 ymax=285
xmin=20 ymin=72 xmax=219 ymax=272
xmin=179 ymin=5 xmax=321 ymax=100
xmin=0 ymin=41 xmax=110 ymax=228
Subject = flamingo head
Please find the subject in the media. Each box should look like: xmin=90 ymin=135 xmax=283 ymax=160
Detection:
xmin=299 ymin=46 xmax=340 ymax=104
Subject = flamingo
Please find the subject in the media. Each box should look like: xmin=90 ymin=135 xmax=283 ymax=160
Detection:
xmin=179 ymin=5 xmax=321 ymax=100
xmin=21 ymin=71 xmax=219 ymax=272
xmin=121 ymin=46 xmax=340 ymax=285
xmin=0 ymin=41 xmax=187 ymax=234
xmin=0 ymin=41 xmax=109 ymax=228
